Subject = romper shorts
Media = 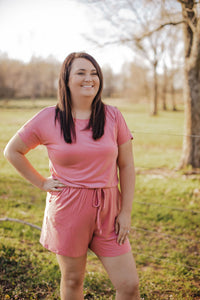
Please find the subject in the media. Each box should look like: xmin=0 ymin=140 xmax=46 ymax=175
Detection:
xmin=40 ymin=186 xmax=131 ymax=257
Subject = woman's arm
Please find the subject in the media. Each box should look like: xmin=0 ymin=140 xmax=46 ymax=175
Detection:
xmin=4 ymin=134 xmax=65 ymax=192
xmin=115 ymin=139 xmax=135 ymax=245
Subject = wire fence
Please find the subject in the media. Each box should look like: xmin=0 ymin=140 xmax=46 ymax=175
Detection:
xmin=132 ymin=252 xmax=199 ymax=271
xmin=1 ymin=215 xmax=199 ymax=272
xmin=134 ymin=200 xmax=200 ymax=214
xmin=131 ymin=226 xmax=199 ymax=243
xmin=131 ymin=130 xmax=200 ymax=139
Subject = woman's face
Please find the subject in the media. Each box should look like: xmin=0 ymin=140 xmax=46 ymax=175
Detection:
xmin=68 ymin=58 xmax=100 ymax=102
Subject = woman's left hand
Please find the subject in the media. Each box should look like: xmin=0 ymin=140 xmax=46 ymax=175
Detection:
xmin=115 ymin=211 xmax=131 ymax=245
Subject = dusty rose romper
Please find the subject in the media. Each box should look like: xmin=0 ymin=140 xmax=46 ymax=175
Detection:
xmin=18 ymin=105 xmax=133 ymax=257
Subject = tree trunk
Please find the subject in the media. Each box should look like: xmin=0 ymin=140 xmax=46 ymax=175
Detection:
xmin=171 ymin=76 xmax=177 ymax=111
xmin=152 ymin=61 xmax=158 ymax=115
xmin=179 ymin=0 xmax=200 ymax=168
xmin=162 ymin=62 xmax=167 ymax=111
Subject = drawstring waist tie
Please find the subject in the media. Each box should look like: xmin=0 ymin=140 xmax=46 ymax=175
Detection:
xmin=92 ymin=188 xmax=106 ymax=235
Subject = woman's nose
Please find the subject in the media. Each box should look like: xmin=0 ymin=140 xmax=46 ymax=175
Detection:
xmin=84 ymin=74 xmax=92 ymax=81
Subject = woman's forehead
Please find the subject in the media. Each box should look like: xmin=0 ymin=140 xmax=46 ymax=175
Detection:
xmin=71 ymin=58 xmax=96 ymax=71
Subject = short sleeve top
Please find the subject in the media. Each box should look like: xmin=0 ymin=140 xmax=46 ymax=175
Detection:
xmin=18 ymin=105 xmax=133 ymax=188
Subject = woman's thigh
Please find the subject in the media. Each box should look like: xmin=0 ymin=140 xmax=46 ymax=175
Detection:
xmin=98 ymin=252 xmax=139 ymax=290
xmin=56 ymin=254 xmax=87 ymax=282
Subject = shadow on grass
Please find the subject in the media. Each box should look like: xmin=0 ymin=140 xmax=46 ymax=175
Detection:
xmin=0 ymin=244 xmax=115 ymax=300
xmin=0 ymin=244 xmax=59 ymax=299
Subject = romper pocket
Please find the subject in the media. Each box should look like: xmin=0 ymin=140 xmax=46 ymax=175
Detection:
xmin=48 ymin=189 xmax=65 ymax=203
xmin=46 ymin=187 xmax=71 ymax=225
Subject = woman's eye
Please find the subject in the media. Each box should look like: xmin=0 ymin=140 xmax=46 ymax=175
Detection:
xmin=76 ymin=72 xmax=98 ymax=76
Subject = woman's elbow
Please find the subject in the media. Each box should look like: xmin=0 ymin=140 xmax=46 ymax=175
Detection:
xmin=4 ymin=134 xmax=28 ymax=162
xmin=4 ymin=143 xmax=15 ymax=162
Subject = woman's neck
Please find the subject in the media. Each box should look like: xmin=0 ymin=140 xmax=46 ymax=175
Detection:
xmin=72 ymin=108 xmax=91 ymax=120
xmin=71 ymin=96 xmax=93 ymax=119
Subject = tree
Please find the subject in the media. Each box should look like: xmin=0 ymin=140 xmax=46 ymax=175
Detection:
xmin=0 ymin=54 xmax=60 ymax=100
xmin=119 ymin=61 xmax=150 ymax=102
xmin=102 ymin=65 xmax=116 ymax=97
xmin=178 ymin=0 xmax=200 ymax=168
xmin=161 ymin=25 xmax=184 ymax=111
xmin=79 ymin=0 xmax=200 ymax=168
xmin=79 ymin=0 xmax=182 ymax=115
xmin=0 ymin=54 xmax=24 ymax=99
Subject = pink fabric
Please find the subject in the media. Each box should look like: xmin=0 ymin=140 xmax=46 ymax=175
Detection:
xmin=40 ymin=186 xmax=131 ymax=257
xmin=18 ymin=105 xmax=133 ymax=188
xmin=18 ymin=104 xmax=133 ymax=257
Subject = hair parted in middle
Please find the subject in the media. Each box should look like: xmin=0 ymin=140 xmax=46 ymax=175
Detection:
xmin=55 ymin=52 xmax=105 ymax=143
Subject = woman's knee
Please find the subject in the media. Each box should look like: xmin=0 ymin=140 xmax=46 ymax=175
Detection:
xmin=61 ymin=271 xmax=84 ymax=289
xmin=117 ymin=276 xmax=139 ymax=296
xmin=57 ymin=254 xmax=86 ymax=289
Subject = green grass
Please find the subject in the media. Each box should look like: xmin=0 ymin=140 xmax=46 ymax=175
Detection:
xmin=0 ymin=98 xmax=199 ymax=299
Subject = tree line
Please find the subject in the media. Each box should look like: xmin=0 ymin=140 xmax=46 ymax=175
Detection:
xmin=0 ymin=54 xmax=60 ymax=99
xmin=0 ymin=52 xmax=183 ymax=112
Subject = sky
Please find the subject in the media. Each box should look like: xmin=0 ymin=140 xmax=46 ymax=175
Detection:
xmin=0 ymin=0 xmax=134 ymax=73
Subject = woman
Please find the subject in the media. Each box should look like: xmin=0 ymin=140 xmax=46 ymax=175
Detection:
xmin=4 ymin=52 xmax=140 ymax=300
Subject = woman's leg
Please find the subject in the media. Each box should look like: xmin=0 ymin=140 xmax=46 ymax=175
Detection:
xmin=98 ymin=252 xmax=140 ymax=300
xmin=56 ymin=254 xmax=87 ymax=300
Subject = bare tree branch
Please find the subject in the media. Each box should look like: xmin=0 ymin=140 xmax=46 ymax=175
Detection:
xmin=177 ymin=0 xmax=199 ymax=4
xmin=136 ymin=20 xmax=185 ymax=41
xmin=85 ymin=20 xmax=185 ymax=48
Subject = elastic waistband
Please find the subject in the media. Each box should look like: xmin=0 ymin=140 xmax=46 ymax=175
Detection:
xmin=60 ymin=185 xmax=118 ymax=191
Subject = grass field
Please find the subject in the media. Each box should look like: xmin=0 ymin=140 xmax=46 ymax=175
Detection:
xmin=0 ymin=98 xmax=199 ymax=299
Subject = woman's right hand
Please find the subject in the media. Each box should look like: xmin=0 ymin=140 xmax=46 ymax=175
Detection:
xmin=42 ymin=177 xmax=66 ymax=192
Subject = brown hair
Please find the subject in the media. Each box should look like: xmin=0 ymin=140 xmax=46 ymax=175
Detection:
xmin=55 ymin=52 xmax=105 ymax=143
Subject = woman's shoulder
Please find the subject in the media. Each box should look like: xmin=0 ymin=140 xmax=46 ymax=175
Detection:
xmin=31 ymin=105 xmax=56 ymax=120
xmin=105 ymin=104 xmax=118 ymax=115
xmin=105 ymin=104 xmax=120 ymax=120
xmin=39 ymin=105 xmax=56 ymax=115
